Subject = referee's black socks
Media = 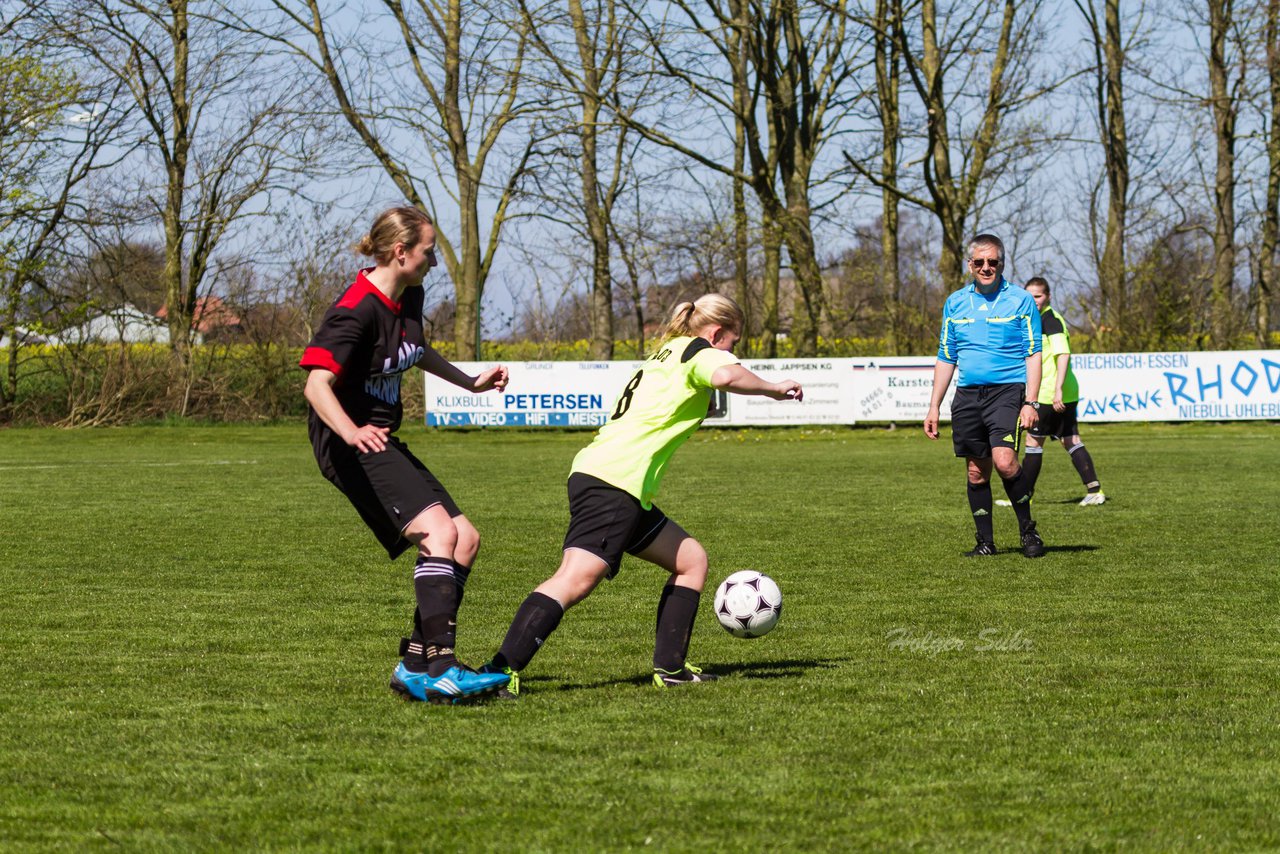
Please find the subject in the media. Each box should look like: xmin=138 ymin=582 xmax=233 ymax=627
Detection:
xmin=967 ymin=480 xmax=995 ymax=542
xmin=1001 ymin=468 xmax=1035 ymax=529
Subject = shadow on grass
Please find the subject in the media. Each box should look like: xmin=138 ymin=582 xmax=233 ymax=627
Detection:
xmin=1039 ymin=544 xmax=1100 ymax=554
xmin=967 ymin=544 xmax=1099 ymax=556
xmin=544 ymin=657 xmax=845 ymax=692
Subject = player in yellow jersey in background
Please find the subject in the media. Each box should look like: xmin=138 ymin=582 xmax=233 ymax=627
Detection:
xmin=482 ymin=294 xmax=803 ymax=692
xmin=1023 ymin=277 xmax=1105 ymax=505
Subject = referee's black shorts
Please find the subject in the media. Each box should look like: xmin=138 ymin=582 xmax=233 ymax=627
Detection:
xmin=316 ymin=434 xmax=461 ymax=559
xmin=950 ymin=383 xmax=1025 ymax=459
xmin=563 ymin=472 xmax=668 ymax=579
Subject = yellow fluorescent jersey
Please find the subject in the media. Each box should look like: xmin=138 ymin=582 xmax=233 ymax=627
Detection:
xmin=1037 ymin=305 xmax=1080 ymax=404
xmin=571 ymin=336 xmax=738 ymax=508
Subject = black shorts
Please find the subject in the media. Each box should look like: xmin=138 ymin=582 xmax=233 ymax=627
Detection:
xmin=950 ymin=383 xmax=1025 ymax=458
xmin=315 ymin=433 xmax=460 ymax=559
xmin=1029 ymin=401 xmax=1081 ymax=440
xmin=563 ymin=472 xmax=669 ymax=579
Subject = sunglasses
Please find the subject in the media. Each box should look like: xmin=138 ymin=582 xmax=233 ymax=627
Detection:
xmin=969 ymin=258 xmax=1002 ymax=270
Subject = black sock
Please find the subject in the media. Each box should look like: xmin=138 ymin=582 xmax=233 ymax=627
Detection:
xmin=495 ymin=591 xmax=564 ymax=672
xmin=654 ymin=584 xmax=701 ymax=672
xmin=454 ymin=562 xmax=472 ymax=609
xmin=402 ymin=608 xmax=428 ymax=672
xmin=1067 ymin=442 xmax=1101 ymax=492
xmin=1001 ymin=468 xmax=1034 ymax=530
xmin=413 ymin=556 xmax=458 ymax=677
xmin=1022 ymin=447 xmax=1044 ymax=495
xmin=967 ymin=481 xmax=994 ymax=542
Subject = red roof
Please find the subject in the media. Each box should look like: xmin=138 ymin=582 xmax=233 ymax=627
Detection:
xmin=156 ymin=296 xmax=241 ymax=334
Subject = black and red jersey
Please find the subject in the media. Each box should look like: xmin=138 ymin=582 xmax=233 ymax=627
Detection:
xmin=300 ymin=269 xmax=427 ymax=435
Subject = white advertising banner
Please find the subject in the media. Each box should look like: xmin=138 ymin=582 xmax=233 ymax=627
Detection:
xmin=424 ymin=359 xmax=849 ymax=426
xmin=729 ymin=360 xmax=851 ymax=425
xmin=425 ymin=350 xmax=1280 ymax=427
xmin=1072 ymin=350 xmax=1280 ymax=422
xmin=425 ymin=361 xmax=641 ymax=427
xmin=844 ymin=358 xmax=955 ymax=422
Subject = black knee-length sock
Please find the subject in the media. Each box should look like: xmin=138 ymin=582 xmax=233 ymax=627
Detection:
xmin=1001 ymin=468 xmax=1034 ymax=529
xmin=494 ymin=591 xmax=564 ymax=672
xmin=654 ymin=584 xmax=701 ymax=671
xmin=1022 ymin=446 xmax=1044 ymax=494
xmin=1067 ymin=442 xmax=1101 ymax=492
xmin=413 ymin=556 xmax=458 ymax=677
xmin=967 ymin=481 xmax=995 ymax=541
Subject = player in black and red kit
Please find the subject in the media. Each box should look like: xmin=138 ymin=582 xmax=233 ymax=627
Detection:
xmin=300 ymin=206 xmax=510 ymax=704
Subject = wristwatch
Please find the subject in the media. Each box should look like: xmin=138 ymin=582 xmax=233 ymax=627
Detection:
xmin=1023 ymin=400 xmax=1039 ymax=409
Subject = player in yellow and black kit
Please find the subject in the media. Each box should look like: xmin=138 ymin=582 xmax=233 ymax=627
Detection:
xmin=480 ymin=294 xmax=804 ymax=692
xmin=1023 ymin=277 xmax=1105 ymax=505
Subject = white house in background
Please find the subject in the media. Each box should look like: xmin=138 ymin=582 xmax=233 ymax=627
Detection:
xmin=0 ymin=325 xmax=50 ymax=347
xmin=50 ymin=304 xmax=172 ymax=345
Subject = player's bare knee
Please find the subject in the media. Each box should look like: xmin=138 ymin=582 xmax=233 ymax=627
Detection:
xmin=453 ymin=516 xmax=480 ymax=565
xmin=541 ymin=562 xmax=605 ymax=607
xmin=404 ymin=518 xmax=458 ymax=557
xmin=674 ymin=539 xmax=709 ymax=585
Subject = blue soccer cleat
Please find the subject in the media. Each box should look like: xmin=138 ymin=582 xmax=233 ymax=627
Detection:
xmin=389 ymin=662 xmax=509 ymax=705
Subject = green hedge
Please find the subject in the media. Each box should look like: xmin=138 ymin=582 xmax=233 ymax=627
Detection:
xmin=0 ymin=343 xmax=306 ymax=426
xmin=425 ymin=335 xmax=902 ymax=361
xmin=3 ymin=332 xmax=1276 ymax=426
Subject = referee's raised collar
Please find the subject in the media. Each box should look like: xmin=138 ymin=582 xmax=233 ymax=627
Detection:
xmin=969 ymin=278 xmax=1008 ymax=297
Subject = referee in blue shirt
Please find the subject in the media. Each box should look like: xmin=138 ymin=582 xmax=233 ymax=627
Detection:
xmin=924 ymin=234 xmax=1046 ymax=558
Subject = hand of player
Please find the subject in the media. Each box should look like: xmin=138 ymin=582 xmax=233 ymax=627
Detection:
xmin=923 ymin=408 xmax=940 ymax=440
xmin=772 ymin=381 xmax=803 ymax=402
xmin=473 ymin=365 xmax=509 ymax=393
xmin=348 ymin=424 xmax=389 ymax=454
xmin=1053 ymin=393 xmax=1065 ymax=412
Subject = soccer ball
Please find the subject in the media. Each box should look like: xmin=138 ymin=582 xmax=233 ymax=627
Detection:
xmin=713 ymin=570 xmax=782 ymax=638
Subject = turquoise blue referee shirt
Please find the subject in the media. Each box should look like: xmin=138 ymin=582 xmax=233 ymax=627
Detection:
xmin=936 ymin=281 xmax=1042 ymax=387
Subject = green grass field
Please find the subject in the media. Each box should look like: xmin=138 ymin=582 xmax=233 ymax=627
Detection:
xmin=2 ymin=421 xmax=1278 ymax=851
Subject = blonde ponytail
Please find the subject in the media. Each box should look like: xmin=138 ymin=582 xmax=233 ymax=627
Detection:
xmin=661 ymin=293 xmax=744 ymax=340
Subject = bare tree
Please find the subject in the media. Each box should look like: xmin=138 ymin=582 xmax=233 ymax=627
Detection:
xmin=849 ymin=0 xmax=1057 ymax=289
xmin=872 ymin=0 xmax=903 ymax=354
xmin=1125 ymin=0 xmax=1262 ymax=348
xmin=729 ymin=0 xmax=752 ymax=351
xmin=0 ymin=8 xmax=137 ymax=418
xmin=1074 ymin=0 xmax=1131 ymax=348
xmin=234 ymin=0 xmax=540 ymax=359
xmin=617 ymin=0 xmax=865 ymax=356
xmin=1206 ymin=0 xmax=1244 ymax=346
xmin=1257 ymin=0 xmax=1279 ymax=343
xmin=516 ymin=0 xmax=651 ymax=359
xmin=48 ymin=0 xmax=318 ymax=373
xmin=605 ymin=152 xmax=690 ymax=355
